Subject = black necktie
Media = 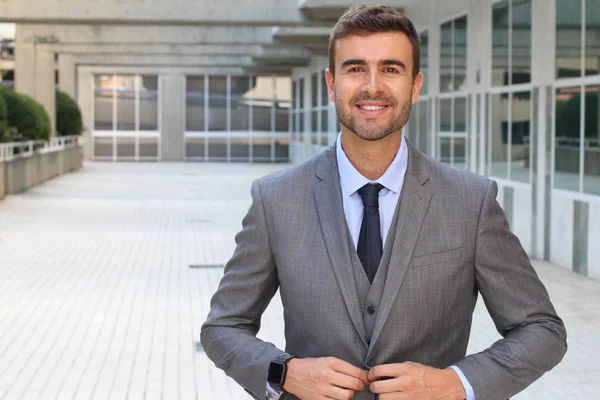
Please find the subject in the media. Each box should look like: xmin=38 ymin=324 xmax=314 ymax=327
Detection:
xmin=357 ymin=183 xmax=384 ymax=284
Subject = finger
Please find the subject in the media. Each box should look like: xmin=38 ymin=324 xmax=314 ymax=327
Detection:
xmin=329 ymin=372 xmax=367 ymax=392
xmin=329 ymin=358 xmax=369 ymax=384
xmin=367 ymin=363 xmax=407 ymax=382
xmin=372 ymin=375 xmax=418 ymax=395
xmin=324 ymin=384 xmax=355 ymax=400
xmin=369 ymin=377 xmax=403 ymax=394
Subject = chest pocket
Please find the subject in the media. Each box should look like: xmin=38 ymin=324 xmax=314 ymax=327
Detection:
xmin=411 ymin=247 xmax=463 ymax=268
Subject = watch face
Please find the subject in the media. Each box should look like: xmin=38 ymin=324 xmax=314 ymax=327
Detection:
xmin=268 ymin=362 xmax=285 ymax=385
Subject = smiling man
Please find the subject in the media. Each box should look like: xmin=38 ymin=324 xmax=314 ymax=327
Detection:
xmin=201 ymin=5 xmax=567 ymax=400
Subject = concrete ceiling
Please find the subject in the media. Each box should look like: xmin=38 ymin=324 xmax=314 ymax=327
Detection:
xmin=7 ymin=1 xmax=416 ymax=73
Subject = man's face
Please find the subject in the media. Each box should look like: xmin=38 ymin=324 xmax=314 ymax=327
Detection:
xmin=325 ymin=31 xmax=423 ymax=142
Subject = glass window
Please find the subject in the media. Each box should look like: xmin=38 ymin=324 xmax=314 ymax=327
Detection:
xmin=555 ymin=86 xmax=582 ymax=191
xmin=420 ymin=32 xmax=429 ymax=96
xmin=311 ymin=110 xmax=319 ymax=144
xmin=292 ymin=81 xmax=297 ymax=136
xmin=454 ymin=17 xmax=468 ymax=91
xmin=585 ymin=0 xmax=600 ymax=76
xmin=512 ymin=0 xmax=532 ymax=84
xmin=186 ymin=76 xmax=205 ymax=131
xmin=556 ymin=0 xmax=582 ymax=78
xmin=440 ymin=137 xmax=451 ymax=163
xmin=511 ymin=91 xmax=531 ymax=182
xmin=94 ymin=75 xmax=113 ymax=130
xmin=138 ymin=75 xmax=158 ymax=131
xmin=440 ymin=16 xmax=468 ymax=93
xmin=208 ymin=76 xmax=227 ymax=131
xmin=321 ymin=109 xmax=328 ymax=145
xmin=490 ymin=93 xmax=509 ymax=178
xmin=298 ymin=79 xmax=305 ymax=141
xmin=407 ymin=111 xmax=417 ymax=144
xmin=440 ymin=98 xmax=452 ymax=132
xmin=454 ymin=138 xmax=467 ymax=170
xmin=250 ymin=76 xmax=273 ymax=132
xmin=321 ymin=74 xmax=329 ymax=107
xmin=275 ymin=77 xmax=290 ymax=133
xmin=116 ymin=75 xmax=136 ymax=131
xmin=492 ymin=1 xmax=510 ymax=86
xmin=311 ymin=73 xmax=319 ymax=108
xmin=440 ymin=22 xmax=453 ymax=93
xmin=417 ymin=101 xmax=429 ymax=154
xmin=454 ymin=97 xmax=467 ymax=132
xmin=231 ymin=76 xmax=251 ymax=131
xmin=298 ymin=78 xmax=304 ymax=111
xmin=583 ymin=85 xmax=600 ymax=194
xmin=231 ymin=136 xmax=250 ymax=160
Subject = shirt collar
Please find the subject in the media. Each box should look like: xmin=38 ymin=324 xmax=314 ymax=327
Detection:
xmin=336 ymin=132 xmax=409 ymax=196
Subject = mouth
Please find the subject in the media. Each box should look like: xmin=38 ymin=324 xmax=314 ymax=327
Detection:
xmin=355 ymin=103 xmax=390 ymax=116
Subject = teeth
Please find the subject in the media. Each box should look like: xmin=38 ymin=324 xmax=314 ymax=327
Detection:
xmin=359 ymin=105 xmax=386 ymax=111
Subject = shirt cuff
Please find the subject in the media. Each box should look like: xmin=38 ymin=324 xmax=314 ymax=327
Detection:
xmin=266 ymin=381 xmax=282 ymax=399
xmin=449 ymin=365 xmax=476 ymax=400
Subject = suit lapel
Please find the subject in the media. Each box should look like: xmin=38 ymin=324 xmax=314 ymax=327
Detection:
xmin=312 ymin=147 xmax=368 ymax=345
xmin=367 ymin=145 xmax=433 ymax=354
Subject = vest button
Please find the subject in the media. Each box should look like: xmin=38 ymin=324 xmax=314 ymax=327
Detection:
xmin=366 ymin=306 xmax=376 ymax=315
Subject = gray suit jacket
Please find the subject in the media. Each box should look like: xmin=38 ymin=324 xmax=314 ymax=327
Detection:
xmin=201 ymin=141 xmax=567 ymax=400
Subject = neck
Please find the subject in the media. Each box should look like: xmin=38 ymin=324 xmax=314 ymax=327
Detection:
xmin=340 ymin=129 xmax=403 ymax=181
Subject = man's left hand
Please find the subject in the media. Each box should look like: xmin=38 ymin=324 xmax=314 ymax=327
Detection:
xmin=367 ymin=362 xmax=466 ymax=400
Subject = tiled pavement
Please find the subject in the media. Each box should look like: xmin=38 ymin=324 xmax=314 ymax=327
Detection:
xmin=0 ymin=162 xmax=598 ymax=400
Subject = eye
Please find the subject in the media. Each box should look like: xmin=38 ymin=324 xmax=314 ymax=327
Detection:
xmin=348 ymin=67 xmax=363 ymax=73
xmin=383 ymin=67 xmax=399 ymax=73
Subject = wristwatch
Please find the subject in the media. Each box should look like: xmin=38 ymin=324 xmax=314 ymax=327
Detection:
xmin=267 ymin=352 xmax=296 ymax=396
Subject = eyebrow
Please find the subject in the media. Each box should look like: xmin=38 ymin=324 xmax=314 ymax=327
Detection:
xmin=341 ymin=59 xmax=407 ymax=70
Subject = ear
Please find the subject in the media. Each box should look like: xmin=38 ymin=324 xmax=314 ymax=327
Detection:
xmin=411 ymin=72 xmax=423 ymax=105
xmin=325 ymin=68 xmax=336 ymax=103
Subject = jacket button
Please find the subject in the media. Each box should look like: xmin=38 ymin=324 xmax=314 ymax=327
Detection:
xmin=366 ymin=306 xmax=376 ymax=315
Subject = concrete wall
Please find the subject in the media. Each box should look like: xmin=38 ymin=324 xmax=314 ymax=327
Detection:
xmin=0 ymin=161 xmax=5 ymax=200
xmin=1 ymin=146 xmax=83 ymax=199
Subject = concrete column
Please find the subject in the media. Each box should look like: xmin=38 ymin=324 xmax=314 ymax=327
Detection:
xmin=36 ymin=50 xmax=56 ymax=138
xmin=77 ymin=68 xmax=94 ymax=161
xmin=426 ymin=0 xmax=440 ymax=158
xmin=15 ymin=41 xmax=57 ymax=138
xmin=15 ymin=42 xmax=36 ymax=98
xmin=160 ymin=74 xmax=186 ymax=161
xmin=58 ymin=54 xmax=76 ymax=99
xmin=468 ymin=0 xmax=492 ymax=176
xmin=532 ymin=0 xmax=557 ymax=260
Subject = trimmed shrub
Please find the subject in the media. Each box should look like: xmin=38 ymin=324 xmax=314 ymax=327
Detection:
xmin=0 ymin=85 xmax=50 ymax=141
xmin=56 ymin=90 xmax=83 ymax=136
xmin=0 ymin=91 xmax=8 ymax=142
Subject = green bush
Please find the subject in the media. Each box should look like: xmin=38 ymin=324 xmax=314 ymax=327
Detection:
xmin=0 ymin=85 xmax=50 ymax=141
xmin=0 ymin=91 xmax=8 ymax=142
xmin=56 ymin=90 xmax=82 ymax=136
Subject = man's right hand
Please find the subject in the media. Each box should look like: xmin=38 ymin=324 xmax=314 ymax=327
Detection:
xmin=282 ymin=357 xmax=369 ymax=400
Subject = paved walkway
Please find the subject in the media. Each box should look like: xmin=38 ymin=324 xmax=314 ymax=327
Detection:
xmin=0 ymin=162 xmax=598 ymax=400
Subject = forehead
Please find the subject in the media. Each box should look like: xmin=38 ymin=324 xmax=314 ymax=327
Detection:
xmin=334 ymin=31 xmax=413 ymax=63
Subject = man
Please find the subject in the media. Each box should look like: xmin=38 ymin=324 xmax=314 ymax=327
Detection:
xmin=201 ymin=5 xmax=567 ymax=400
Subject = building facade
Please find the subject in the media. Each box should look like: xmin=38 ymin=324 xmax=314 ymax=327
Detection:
xmin=290 ymin=0 xmax=600 ymax=279
xmin=1 ymin=0 xmax=598 ymax=278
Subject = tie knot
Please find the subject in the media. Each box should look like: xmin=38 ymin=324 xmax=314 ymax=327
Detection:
xmin=358 ymin=183 xmax=384 ymax=208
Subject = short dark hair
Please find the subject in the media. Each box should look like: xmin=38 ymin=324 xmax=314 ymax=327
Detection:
xmin=328 ymin=5 xmax=421 ymax=78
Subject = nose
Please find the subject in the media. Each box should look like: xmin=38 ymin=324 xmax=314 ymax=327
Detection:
xmin=364 ymin=70 xmax=384 ymax=98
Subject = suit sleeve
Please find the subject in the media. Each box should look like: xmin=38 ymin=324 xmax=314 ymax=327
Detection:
xmin=200 ymin=178 xmax=284 ymax=399
xmin=453 ymin=180 xmax=567 ymax=399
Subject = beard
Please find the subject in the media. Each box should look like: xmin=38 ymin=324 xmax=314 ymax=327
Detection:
xmin=335 ymin=91 xmax=412 ymax=142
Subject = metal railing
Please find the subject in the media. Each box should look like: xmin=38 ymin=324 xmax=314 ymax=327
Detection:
xmin=0 ymin=135 xmax=82 ymax=162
